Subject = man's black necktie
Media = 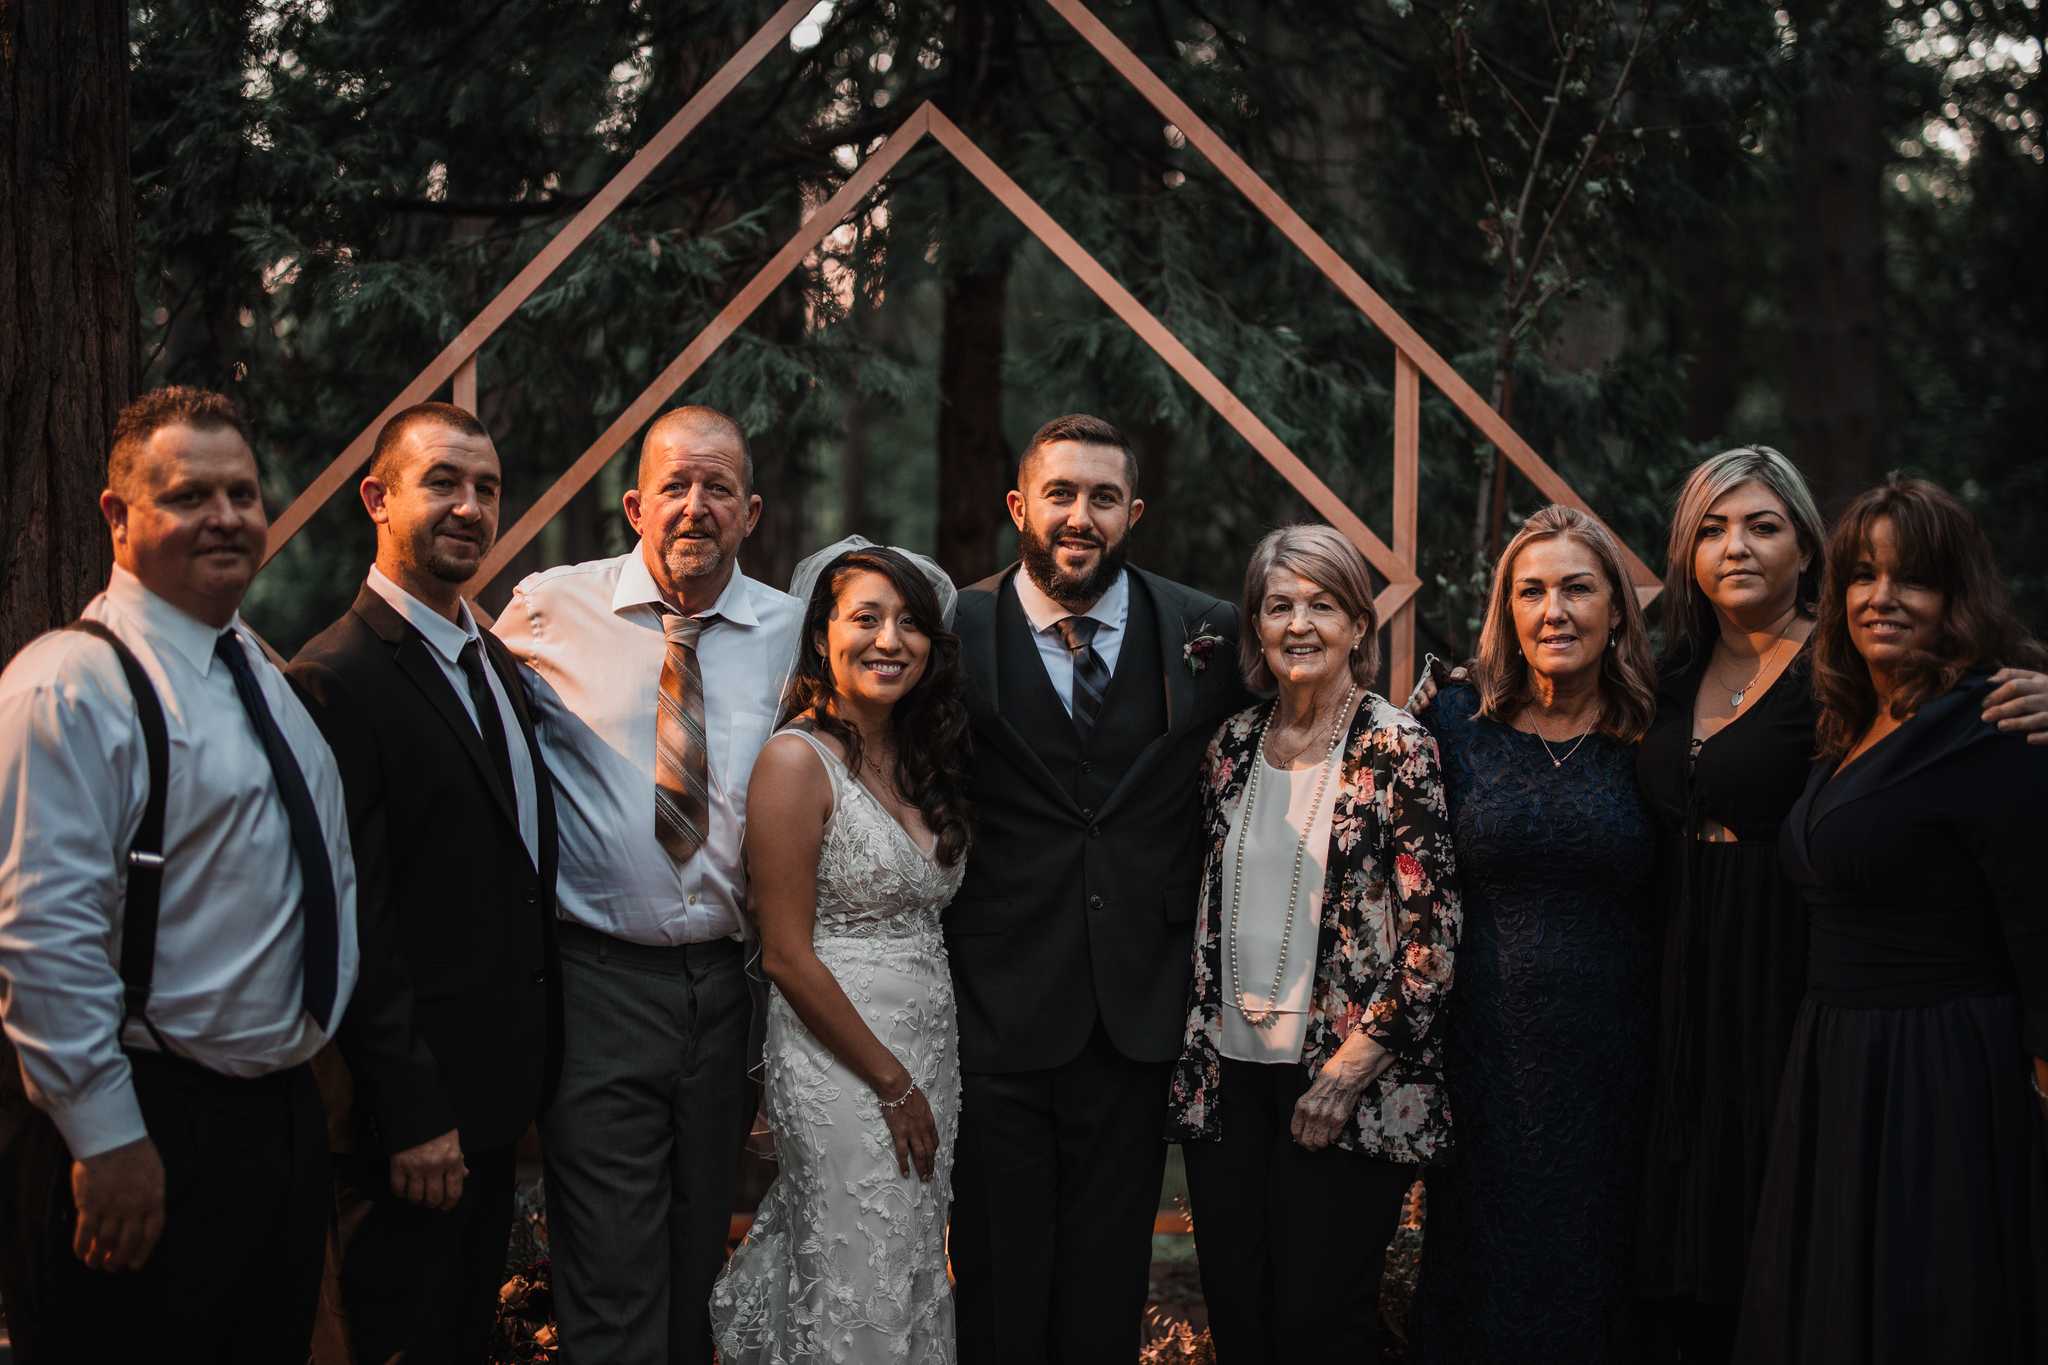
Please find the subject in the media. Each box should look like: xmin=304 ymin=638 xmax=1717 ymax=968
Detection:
xmin=214 ymin=632 xmax=340 ymax=1031
xmin=458 ymin=639 xmax=517 ymax=804
xmin=1053 ymin=615 xmax=1111 ymax=742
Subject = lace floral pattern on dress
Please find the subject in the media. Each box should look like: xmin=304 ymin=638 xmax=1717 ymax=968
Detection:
xmin=711 ymin=728 xmax=966 ymax=1365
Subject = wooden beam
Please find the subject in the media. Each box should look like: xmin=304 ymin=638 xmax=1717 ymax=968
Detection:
xmin=925 ymin=105 xmax=1417 ymax=593
xmin=452 ymin=354 xmax=478 ymax=414
xmin=262 ymin=0 xmax=819 ymax=566
xmin=1040 ymin=0 xmax=1659 ymax=597
xmin=1389 ymin=352 xmax=1421 ymax=697
xmin=469 ymin=106 xmax=937 ymax=598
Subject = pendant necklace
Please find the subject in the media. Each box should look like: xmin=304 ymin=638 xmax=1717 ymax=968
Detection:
xmin=1226 ymin=684 xmax=1356 ymax=1028
xmin=1715 ymin=609 xmax=1799 ymax=709
xmin=1536 ymin=728 xmax=1592 ymax=769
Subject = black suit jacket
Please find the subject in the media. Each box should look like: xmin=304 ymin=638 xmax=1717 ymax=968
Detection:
xmin=289 ymin=586 xmax=561 ymax=1156
xmin=945 ymin=564 xmax=1251 ymax=1073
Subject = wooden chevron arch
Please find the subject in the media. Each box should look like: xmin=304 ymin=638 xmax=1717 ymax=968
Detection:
xmin=259 ymin=0 xmax=1660 ymax=694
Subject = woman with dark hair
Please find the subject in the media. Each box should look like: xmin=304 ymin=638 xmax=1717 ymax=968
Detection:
xmin=711 ymin=539 xmax=972 ymax=1364
xmin=1735 ymin=477 xmax=2048 ymax=1364
xmin=1410 ymin=504 xmax=1661 ymax=1363
xmin=1167 ymin=524 xmax=1460 ymax=1363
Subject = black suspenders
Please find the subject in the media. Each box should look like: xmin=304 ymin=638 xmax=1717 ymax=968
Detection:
xmin=63 ymin=620 xmax=171 ymax=1050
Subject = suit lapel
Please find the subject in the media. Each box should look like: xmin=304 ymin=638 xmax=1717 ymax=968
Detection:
xmin=1144 ymin=569 xmax=1201 ymax=733
xmin=353 ymin=587 xmax=524 ymax=843
xmin=485 ymin=633 xmax=552 ymax=883
xmin=959 ymin=565 xmax=1080 ymax=812
xmin=1096 ymin=573 xmax=1211 ymax=821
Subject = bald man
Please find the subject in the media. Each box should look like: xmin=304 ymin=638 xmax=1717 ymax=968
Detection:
xmin=493 ymin=406 xmax=799 ymax=1365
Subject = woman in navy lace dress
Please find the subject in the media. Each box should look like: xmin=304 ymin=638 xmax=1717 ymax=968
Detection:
xmin=1411 ymin=506 xmax=1659 ymax=1363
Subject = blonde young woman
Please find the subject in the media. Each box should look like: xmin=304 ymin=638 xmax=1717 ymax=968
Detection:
xmin=1408 ymin=505 xmax=1660 ymax=1365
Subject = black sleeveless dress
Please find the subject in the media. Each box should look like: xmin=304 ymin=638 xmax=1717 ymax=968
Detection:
xmin=1735 ymin=676 xmax=2048 ymax=1363
xmin=1412 ymin=684 xmax=1656 ymax=1363
xmin=1634 ymin=649 xmax=1815 ymax=1311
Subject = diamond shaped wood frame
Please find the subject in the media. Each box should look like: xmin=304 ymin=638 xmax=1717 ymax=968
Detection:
xmin=260 ymin=0 xmax=1660 ymax=694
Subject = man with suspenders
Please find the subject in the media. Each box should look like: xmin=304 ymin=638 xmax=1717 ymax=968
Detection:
xmin=0 ymin=386 xmax=360 ymax=1361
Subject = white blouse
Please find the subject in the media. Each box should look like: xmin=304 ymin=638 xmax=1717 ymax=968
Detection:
xmin=1218 ymin=749 xmax=1337 ymax=1064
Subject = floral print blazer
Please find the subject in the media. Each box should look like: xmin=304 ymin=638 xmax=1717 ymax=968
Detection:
xmin=1167 ymin=693 xmax=1463 ymax=1163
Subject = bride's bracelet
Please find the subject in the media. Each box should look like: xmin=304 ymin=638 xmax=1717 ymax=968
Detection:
xmin=877 ymin=1078 xmax=920 ymax=1110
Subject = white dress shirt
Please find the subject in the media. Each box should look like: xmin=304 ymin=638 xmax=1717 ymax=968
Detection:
xmin=493 ymin=551 xmax=800 ymax=946
xmin=1012 ymin=566 xmax=1130 ymax=715
xmin=1217 ymin=750 xmax=1335 ymax=1064
xmin=364 ymin=566 xmax=541 ymax=869
xmin=0 ymin=567 xmax=360 ymax=1159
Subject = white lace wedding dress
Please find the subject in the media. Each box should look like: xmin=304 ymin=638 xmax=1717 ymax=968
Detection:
xmin=711 ymin=728 xmax=965 ymax=1364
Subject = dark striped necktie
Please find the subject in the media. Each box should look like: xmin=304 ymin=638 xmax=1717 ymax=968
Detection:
xmin=654 ymin=608 xmax=709 ymax=863
xmin=1053 ymin=615 xmax=1111 ymax=742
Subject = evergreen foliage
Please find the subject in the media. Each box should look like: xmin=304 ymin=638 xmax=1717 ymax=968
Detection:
xmin=127 ymin=0 xmax=2047 ymax=657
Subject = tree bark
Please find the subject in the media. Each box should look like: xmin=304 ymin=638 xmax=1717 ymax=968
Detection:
xmin=1 ymin=0 xmax=134 ymax=659
xmin=933 ymin=1 xmax=1019 ymax=583
xmin=1780 ymin=0 xmax=1885 ymax=511
xmin=935 ymin=263 xmax=1011 ymax=583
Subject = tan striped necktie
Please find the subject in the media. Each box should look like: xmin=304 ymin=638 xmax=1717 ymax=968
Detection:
xmin=654 ymin=608 xmax=709 ymax=863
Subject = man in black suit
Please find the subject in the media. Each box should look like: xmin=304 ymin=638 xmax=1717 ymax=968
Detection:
xmin=947 ymin=413 xmax=1251 ymax=1362
xmin=290 ymin=402 xmax=559 ymax=1363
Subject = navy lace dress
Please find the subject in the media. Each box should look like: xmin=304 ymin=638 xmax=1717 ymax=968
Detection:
xmin=1412 ymin=685 xmax=1656 ymax=1363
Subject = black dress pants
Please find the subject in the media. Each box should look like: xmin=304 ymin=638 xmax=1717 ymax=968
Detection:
xmin=0 ymin=1050 xmax=329 ymax=1364
xmin=319 ymin=1142 xmax=518 ymax=1363
xmin=1180 ymin=1056 xmax=1414 ymax=1364
xmin=952 ymin=1022 xmax=1172 ymax=1364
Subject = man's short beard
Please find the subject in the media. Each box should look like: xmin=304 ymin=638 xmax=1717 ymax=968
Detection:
xmin=414 ymin=525 xmax=485 ymax=585
xmin=1018 ymin=519 xmax=1129 ymax=608
xmin=662 ymin=530 xmax=730 ymax=585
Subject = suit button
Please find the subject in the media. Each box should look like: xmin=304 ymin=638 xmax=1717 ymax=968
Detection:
xmin=531 ymin=969 xmax=549 ymax=985
xmin=1090 ymin=825 xmax=1101 ymax=838
xmin=525 ymin=890 xmax=539 ymax=906
xmin=1081 ymin=762 xmax=1093 ymax=774
xmin=1080 ymin=806 xmax=1094 ymax=821
xmin=1089 ymin=895 xmax=1104 ymax=911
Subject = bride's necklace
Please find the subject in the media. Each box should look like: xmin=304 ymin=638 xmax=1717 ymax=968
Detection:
xmin=1711 ymin=608 xmax=1800 ymax=709
xmin=1227 ymin=684 xmax=1356 ymax=1028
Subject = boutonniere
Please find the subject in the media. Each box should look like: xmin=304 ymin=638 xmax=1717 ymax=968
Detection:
xmin=1182 ymin=617 xmax=1226 ymax=676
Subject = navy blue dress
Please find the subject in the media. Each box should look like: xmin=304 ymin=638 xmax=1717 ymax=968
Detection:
xmin=1413 ymin=685 xmax=1655 ymax=1363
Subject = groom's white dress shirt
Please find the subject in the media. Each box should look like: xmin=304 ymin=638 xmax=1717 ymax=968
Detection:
xmin=493 ymin=551 xmax=800 ymax=946
xmin=0 ymin=566 xmax=360 ymax=1159
xmin=364 ymin=565 xmax=541 ymax=868
xmin=1013 ymin=565 xmax=1130 ymax=716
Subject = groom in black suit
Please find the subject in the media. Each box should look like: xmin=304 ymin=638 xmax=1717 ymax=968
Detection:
xmin=948 ymin=414 xmax=1250 ymax=1362
xmin=290 ymin=402 xmax=560 ymax=1363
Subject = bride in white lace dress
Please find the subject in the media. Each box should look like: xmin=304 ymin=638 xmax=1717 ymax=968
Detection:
xmin=712 ymin=540 xmax=970 ymax=1364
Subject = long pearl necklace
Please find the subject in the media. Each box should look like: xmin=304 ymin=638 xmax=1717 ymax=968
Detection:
xmin=1226 ymin=684 xmax=1356 ymax=1028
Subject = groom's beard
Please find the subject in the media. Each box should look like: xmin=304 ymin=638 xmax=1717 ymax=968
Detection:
xmin=1018 ymin=518 xmax=1129 ymax=609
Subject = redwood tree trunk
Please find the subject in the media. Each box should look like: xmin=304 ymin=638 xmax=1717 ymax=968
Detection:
xmin=933 ymin=1 xmax=1019 ymax=583
xmin=1 ymin=0 xmax=134 ymax=659
xmin=935 ymin=263 xmax=1012 ymax=583
xmin=1781 ymin=0 xmax=1885 ymax=511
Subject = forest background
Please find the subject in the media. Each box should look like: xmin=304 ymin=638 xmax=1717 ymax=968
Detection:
xmin=4 ymin=0 xmax=2045 ymax=668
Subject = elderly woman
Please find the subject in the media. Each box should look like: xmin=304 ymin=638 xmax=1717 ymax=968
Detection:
xmin=1167 ymin=523 xmax=1461 ymax=1363
xmin=1736 ymin=477 xmax=2048 ymax=1364
xmin=1409 ymin=504 xmax=1659 ymax=1364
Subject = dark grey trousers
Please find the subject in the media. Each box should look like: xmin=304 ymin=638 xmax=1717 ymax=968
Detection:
xmin=540 ymin=925 xmax=752 ymax=1365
